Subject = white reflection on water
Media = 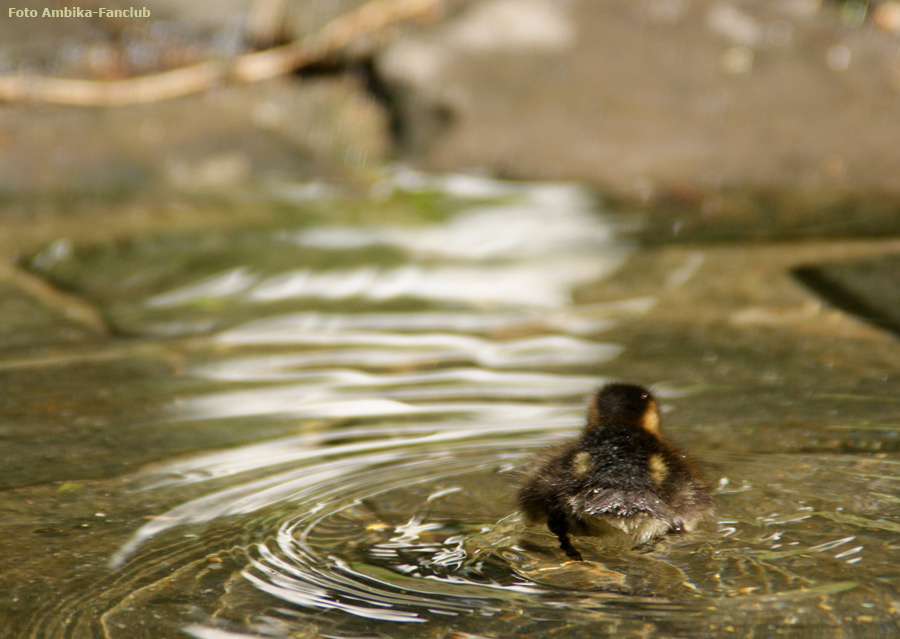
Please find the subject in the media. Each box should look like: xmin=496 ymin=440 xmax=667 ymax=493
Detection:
xmin=184 ymin=625 xmax=264 ymax=639
xmin=142 ymin=260 xmax=636 ymax=309
xmin=243 ymin=261 xmax=615 ymax=307
xmin=110 ymin=411 xmax=574 ymax=568
xmin=177 ymin=368 xmax=600 ymax=422
xmin=221 ymin=300 xmax=653 ymax=335
xmin=385 ymin=170 xmax=601 ymax=208
xmin=150 ymin=408 xmax=576 ymax=488
xmin=162 ymin=177 xmax=651 ymax=430
xmin=291 ymin=201 xmax=616 ymax=260
xmin=146 ymin=175 xmax=634 ymax=309
xmin=216 ymin=329 xmax=621 ymax=363
xmin=145 ymin=267 xmax=259 ymax=308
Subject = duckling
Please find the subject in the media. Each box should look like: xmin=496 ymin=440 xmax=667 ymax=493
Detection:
xmin=516 ymin=382 xmax=713 ymax=561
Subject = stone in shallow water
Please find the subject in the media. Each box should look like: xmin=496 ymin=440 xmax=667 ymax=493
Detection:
xmin=793 ymin=254 xmax=900 ymax=337
xmin=515 ymin=560 xmax=627 ymax=591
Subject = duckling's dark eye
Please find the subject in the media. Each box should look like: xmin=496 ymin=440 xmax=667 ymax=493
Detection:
xmin=640 ymin=392 xmax=649 ymax=400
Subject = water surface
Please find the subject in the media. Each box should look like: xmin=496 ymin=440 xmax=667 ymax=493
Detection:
xmin=6 ymin=171 xmax=900 ymax=639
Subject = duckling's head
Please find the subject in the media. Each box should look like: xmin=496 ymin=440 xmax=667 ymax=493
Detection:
xmin=585 ymin=382 xmax=660 ymax=436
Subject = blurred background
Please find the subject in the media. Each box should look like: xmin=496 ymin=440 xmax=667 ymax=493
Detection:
xmin=3 ymin=0 xmax=900 ymax=235
xmin=2 ymin=2 xmax=900 ymax=638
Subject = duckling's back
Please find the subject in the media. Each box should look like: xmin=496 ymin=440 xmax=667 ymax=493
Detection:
xmin=516 ymin=382 xmax=713 ymax=558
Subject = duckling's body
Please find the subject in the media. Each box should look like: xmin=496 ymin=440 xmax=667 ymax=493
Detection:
xmin=517 ymin=383 xmax=713 ymax=561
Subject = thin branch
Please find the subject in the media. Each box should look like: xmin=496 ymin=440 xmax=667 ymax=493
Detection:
xmin=0 ymin=263 xmax=110 ymax=335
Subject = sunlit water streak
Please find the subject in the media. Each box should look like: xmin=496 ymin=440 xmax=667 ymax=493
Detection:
xmin=41 ymin=173 xmax=900 ymax=639
xmin=146 ymin=176 xmax=633 ymax=310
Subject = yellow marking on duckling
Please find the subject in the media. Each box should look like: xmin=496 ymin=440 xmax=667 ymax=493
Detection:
xmin=586 ymin=399 xmax=601 ymax=429
xmin=640 ymin=399 xmax=660 ymax=435
xmin=649 ymin=453 xmax=669 ymax=485
xmin=572 ymin=450 xmax=592 ymax=478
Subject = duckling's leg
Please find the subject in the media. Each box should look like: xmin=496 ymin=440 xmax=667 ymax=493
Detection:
xmin=547 ymin=511 xmax=583 ymax=561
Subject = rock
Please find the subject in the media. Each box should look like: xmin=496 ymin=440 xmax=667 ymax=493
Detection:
xmin=0 ymin=75 xmax=388 ymax=195
xmin=794 ymin=253 xmax=900 ymax=337
xmin=375 ymin=0 xmax=900 ymax=237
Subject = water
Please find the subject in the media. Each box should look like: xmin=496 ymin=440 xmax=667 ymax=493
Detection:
xmin=6 ymin=170 xmax=900 ymax=638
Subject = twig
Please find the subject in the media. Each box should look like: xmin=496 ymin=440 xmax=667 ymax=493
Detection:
xmin=233 ymin=0 xmax=441 ymax=82
xmin=0 ymin=63 xmax=224 ymax=107
xmin=0 ymin=0 xmax=442 ymax=107
xmin=0 ymin=263 xmax=110 ymax=335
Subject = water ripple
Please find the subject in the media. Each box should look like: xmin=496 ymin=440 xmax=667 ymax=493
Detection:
xmin=101 ymin=433 xmax=900 ymax=639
